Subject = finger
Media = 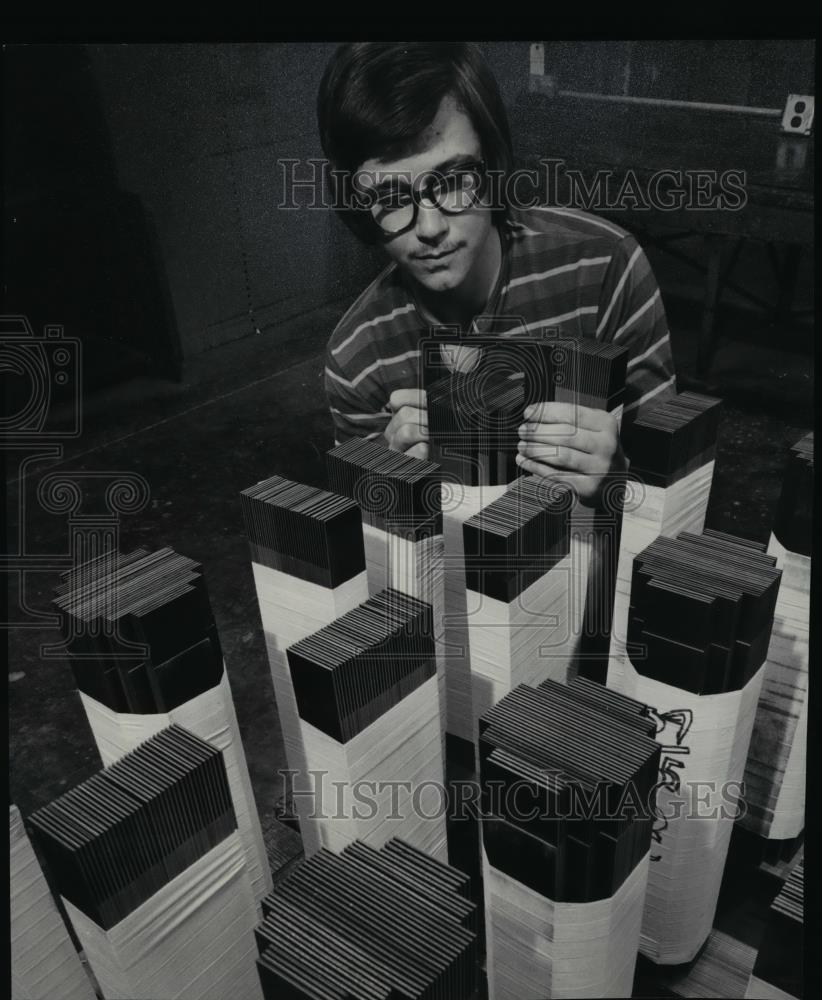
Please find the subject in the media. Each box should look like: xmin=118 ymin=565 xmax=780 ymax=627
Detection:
xmin=398 ymin=405 xmax=428 ymax=429
xmin=514 ymin=455 xmax=593 ymax=502
xmin=406 ymin=442 xmax=430 ymax=461
xmin=518 ymin=424 xmax=598 ymax=455
xmin=384 ymin=406 xmax=427 ymax=442
xmin=389 ymin=389 xmax=427 ymax=411
xmin=517 ymin=442 xmax=599 ymax=473
xmin=393 ymin=421 xmax=428 ymax=451
xmin=387 ymin=406 xmax=428 ymax=434
xmin=523 ymin=401 xmax=610 ymax=431
xmin=383 ymin=411 xmax=402 ymax=443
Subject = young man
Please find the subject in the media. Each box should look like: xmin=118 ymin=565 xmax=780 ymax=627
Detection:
xmin=318 ymin=42 xmax=676 ymax=505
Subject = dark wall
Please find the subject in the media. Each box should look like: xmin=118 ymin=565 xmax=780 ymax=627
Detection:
xmin=4 ymin=46 xmax=183 ymax=383
xmin=542 ymin=39 xmax=815 ymax=106
xmin=84 ymin=42 xmax=533 ymax=362
xmin=86 ymin=44 xmax=380 ymax=359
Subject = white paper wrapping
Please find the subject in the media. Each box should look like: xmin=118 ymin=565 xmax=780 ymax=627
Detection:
xmin=11 ymin=805 xmax=97 ymax=1000
xmin=466 ymin=553 xmax=574 ymax=736
xmin=745 ymin=974 xmax=799 ymax=1000
xmin=63 ymin=831 xmax=263 ymax=1000
xmin=740 ymin=533 xmax=809 ymax=840
xmin=251 ymin=563 xmax=368 ymax=857
xmin=442 ymin=483 xmax=511 ymax=742
xmin=298 ymin=674 xmax=448 ymax=863
xmin=619 ymin=660 xmax=765 ymax=964
xmin=79 ymin=669 xmax=271 ymax=905
xmin=362 ymin=522 xmax=447 ymax=757
xmin=567 ymin=499 xmax=596 ymax=660
xmin=483 ymin=848 xmax=650 ymax=999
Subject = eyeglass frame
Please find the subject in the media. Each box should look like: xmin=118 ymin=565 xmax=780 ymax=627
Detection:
xmin=355 ymin=159 xmax=488 ymax=238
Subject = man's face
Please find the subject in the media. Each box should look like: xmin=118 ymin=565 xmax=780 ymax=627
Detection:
xmin=357 ymin=95 xmax=497 ymax=296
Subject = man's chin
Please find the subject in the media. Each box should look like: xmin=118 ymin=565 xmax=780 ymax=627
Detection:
xmin=412 ymin=268 xmax=464 ymax=293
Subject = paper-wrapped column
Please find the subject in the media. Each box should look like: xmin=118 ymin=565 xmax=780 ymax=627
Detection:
xmin=442 ymin=482 xmax=511 ymax=742
xmin=484 ymin=849 xmax=650 ymax=1000
xmin=250 ymin=563 xmax=367 ymax=856
xmin=54 ymin=547 xmax=272 ymax=904
xmin=295 ymin=675 xmax=447 ymax=860
xmin=740 ymin=431 xmax=811 ymax=842
xmin=613 ymin=527 xmax=781 ymax=963
xmin=362 ymin=523 xmax=447 ymax=755
xmin=242 ymin=476 xmax=370 ymax=857
xmin=609 ymin=392 xmax=722 ymax=692
xmin=28 ymin=726 xmax=263 ymax=1000
xmin=11 ymin=805 xmax=96 ymax=1000
xmin=462 ymin=476 xmax=575 ymax=736
xmin=287 ymin=589 xmax=447 ymax=861
xmin=64 ymin=833 xmax=261 ymax=1000
xmin=78 ymin=669 xmax=272 ymax=906
xmin=741 ymin=536 xmax=809 ymax=840
xmin=621 ymin=660 xmax=766 ymax=964
xmin=479 ymin=680 xmax=660 ymax=998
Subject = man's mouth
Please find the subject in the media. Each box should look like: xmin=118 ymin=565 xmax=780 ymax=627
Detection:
xmin=414 ymin=246 xmax=459 ymax=261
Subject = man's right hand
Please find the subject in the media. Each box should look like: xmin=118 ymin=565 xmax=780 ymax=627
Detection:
xmin=384 ymin=389 xmax=429 ymax=460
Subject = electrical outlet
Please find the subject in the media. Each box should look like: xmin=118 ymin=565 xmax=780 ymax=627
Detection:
xmin=780 ymin=94 xmax=814 ymax=135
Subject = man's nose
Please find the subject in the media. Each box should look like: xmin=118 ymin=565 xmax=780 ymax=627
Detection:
xmin=415 ymin=200 xmax=449 ymax=242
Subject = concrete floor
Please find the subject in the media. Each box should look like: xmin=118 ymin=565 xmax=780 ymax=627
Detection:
xmin=7 ymin=271 xmax=813 ymax=989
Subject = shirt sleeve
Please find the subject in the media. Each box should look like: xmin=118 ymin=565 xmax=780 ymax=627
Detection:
xmin=323 ymin=342 xmax=392 ymax=446
xmin=596 ymin=234 xmax=677 ymax=425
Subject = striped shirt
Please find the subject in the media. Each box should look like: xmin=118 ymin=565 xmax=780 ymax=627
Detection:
xmin=324 ymin=206 xmax=676 ymax=445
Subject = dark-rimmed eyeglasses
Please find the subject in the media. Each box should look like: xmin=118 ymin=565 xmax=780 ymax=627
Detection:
xmin=361 ymin=160 xmax=487 ymax=236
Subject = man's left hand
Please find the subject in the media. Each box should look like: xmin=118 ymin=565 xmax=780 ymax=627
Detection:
xmin=516 ymin=402 xmax=626 ymax=507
